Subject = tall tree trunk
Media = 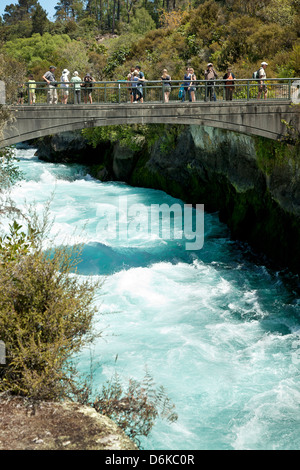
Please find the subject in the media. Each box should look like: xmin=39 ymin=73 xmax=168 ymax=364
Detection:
xmin=112 ymin=0 xmax=116 ymax=33
xmin=107 ymin=0 xmax=110 ymax=30
xmin=99 ymin=0 xmax=103 ymax=30
xmin=117 ymin=0 xmax=120 ymax=20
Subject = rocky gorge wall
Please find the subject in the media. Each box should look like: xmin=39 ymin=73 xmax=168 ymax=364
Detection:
xmin=35 ymin=125 xmax=300 ymax=274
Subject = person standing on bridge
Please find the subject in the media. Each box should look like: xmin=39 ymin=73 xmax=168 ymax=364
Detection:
xmin=223 ymin=67 xmax=236 ymax=101
xmin=70 ymin=71 xmax=82 ymax=104
xmin=60 ymin=69 xmax=70 ymax=105
xmin=83 ymin=73 xmax=96 ymax=104
xmin=135 ymin=66 xmax=145 ymax=103
xmin=42 ymin=66 xmax=58 ymax=105
xmin=257 ymin=62 xmax=268 ymax=100
xmin=131 ymin=70 xmax=142 ymax=103
xmin=17 ymin=83 xmax=25 ymax=105
xmin=204 ymin=63 xmax=218 ymax=102
xmin=183 ymin=67 xmax=192 ymax=102
xmin=189 ymin=68 xmax=197 ymax=102
xmin=28 ymin=74 xmax=36 ymax=105
xmin=161 ymin=69 xmax=172 ymax=103
xmin=127 ymin=67 xmax=135 ymax=103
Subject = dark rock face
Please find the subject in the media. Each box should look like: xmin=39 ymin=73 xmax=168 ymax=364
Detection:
xmin=112 ymin=142 xmax=140 ymax=181
xmin=129 ymin=126 xmax=300 ymax=273
xmin=34 ymin=131 xmax=101 ymax=165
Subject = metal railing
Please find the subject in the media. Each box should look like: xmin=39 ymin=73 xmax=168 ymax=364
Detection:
xmin=11 ymin=78 xmax=300 ymax=106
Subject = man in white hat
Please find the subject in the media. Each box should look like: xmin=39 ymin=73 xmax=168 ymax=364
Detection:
xmin=257 ymin=61 xmax=268 ymax=100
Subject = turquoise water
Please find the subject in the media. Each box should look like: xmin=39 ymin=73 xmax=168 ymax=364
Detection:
xmin=7 ymin=147 xmax=300 ymax=450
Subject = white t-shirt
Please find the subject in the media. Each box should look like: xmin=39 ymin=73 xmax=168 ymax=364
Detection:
xmin=258 ymin=67 xmax=266 ymax=80
xmin=60 ymin=73 xmax=69 ymax=88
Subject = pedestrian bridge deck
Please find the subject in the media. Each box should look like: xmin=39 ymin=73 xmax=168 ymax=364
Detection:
xmin=1 ymin=99 xmax=298 ymax=148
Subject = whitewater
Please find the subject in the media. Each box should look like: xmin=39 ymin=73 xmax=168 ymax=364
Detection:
xmin=4 ymin=146 xmax=300 ymax=450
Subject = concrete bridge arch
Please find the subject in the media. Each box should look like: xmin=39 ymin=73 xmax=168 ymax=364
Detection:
xmin=0 ymin=101 xmax=298 ymax=148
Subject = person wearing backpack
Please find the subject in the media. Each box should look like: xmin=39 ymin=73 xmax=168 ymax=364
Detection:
xmin=135 ymin=66 xmax=146 ymax=103
xmin=131 ymin=70 xmax=143 ymax=103
xmin=257 ymin=62 xmax=268 ymax=100
xmin=223 ymin=67 xmax=236 ymax=101
xmin=83 ymin=73 xmax=95 ymax=104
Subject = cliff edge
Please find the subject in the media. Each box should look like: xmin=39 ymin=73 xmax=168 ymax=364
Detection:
xmin=0 ymin=393 xmax=138 ymax=450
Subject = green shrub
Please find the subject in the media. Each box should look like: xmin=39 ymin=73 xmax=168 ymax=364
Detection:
xmin=0 ymin=220 xmax=99 ymax=400
xmin=93 ymin=370 xmax=178 ymax=447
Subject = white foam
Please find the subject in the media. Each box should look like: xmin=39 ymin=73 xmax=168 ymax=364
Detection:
xmin=5 ymin=147 xmax=300 ymax=451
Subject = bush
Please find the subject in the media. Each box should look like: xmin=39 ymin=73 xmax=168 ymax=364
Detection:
xmin=0 ymin=220 xmax=99 ymax=400
xmin=93 ymin=370 xmax=178 ymax=447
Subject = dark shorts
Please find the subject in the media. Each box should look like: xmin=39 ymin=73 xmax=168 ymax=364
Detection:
xmin=259 ymin=84 xmax=267 ymax=92
xmin=83 ymin=87 xmax=92 ymax=96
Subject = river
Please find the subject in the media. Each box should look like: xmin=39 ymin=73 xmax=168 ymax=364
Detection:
xmin=5 ymin=145 xmax=300 ymax=450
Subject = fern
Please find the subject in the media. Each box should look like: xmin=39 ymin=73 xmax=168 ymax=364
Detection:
xmin=93 ymin=367 xmax=178 ymax=447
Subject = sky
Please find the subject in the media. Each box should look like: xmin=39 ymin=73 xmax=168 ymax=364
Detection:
xmin=0 ymin=1 xmax=58 ymax=20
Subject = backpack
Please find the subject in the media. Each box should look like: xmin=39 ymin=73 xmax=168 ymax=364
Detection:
xmin=178 ymin=85 xmax=185 ymax=99
xmin=84 ymin=75 xmax=93 ymax=87
xmin=252 ymin=69 xmax=260 ymax=80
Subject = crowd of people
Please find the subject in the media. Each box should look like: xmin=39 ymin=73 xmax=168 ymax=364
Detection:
xmin=17 ymin=61 xmax=269 ymax=105
xmin=41 ymin=66 xmax=96 ymax=105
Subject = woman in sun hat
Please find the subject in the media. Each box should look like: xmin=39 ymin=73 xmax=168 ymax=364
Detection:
xmin=60 ymin=68 xmax=70 ymax=104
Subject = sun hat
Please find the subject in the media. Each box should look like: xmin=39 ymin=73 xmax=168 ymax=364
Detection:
xmin=261 ymin=62 xmax=268 ymax=66
xmin=207 ymin=63 xmax=213 ymax=67
xmin=73 ymin=71 xmax=79 ymax=75
xmin=62 ymin=69 xmax=70 ymax=74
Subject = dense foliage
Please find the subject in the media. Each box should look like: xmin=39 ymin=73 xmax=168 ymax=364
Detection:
xmin=0 ymin=228 xmax=99 ymax=400
xmin=0 ymin=146 xmax=99 ymax=400
xmin=93 ymin=370 xmax=178 ymax=447
xmin=0 ymin=0 xmax=299 ymax=101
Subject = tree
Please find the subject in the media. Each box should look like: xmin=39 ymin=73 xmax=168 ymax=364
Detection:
xmin=0 ymin=219 xmax=100 ymax=400
xmin=0 ymin=52 xmax=27 ymax=105
xmin=3 ymin=33 xmax=72 ymax=73
xmin=31 ymin=3 xmax=49 ymax=35
xmin=3 ymin=0 xmax=38 ymax=24
xmin=55 ymin=0 xmax=85 ymax=20
xmin=59 ymin=41 xmax=91 ymax=75
xmin=0 ymin=150 xmax=100 ymax=401
xmin=129 ymin=7 xmax=156 ymax=34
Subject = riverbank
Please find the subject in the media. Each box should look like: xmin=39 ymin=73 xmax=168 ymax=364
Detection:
xmin=0 ymin=393 xmax=138 ymax=450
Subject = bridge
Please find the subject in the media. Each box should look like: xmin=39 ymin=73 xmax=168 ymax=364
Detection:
xmin=1 ymin=79 xmax=299 ymax=147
